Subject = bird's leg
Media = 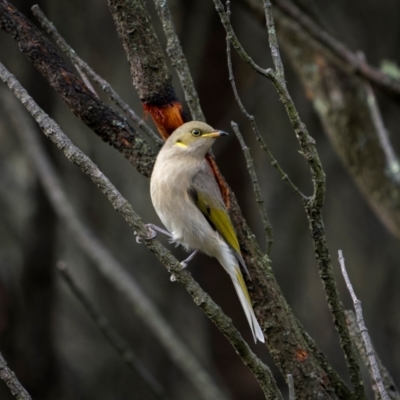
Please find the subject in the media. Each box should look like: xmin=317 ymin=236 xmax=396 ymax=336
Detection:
xmin=180 ymin=250 xmax=198 ymax=269
xmin=135 ymin=223 xmax=172 ymax=243
xmin=170 ymin=250 xmax=199 ymax=282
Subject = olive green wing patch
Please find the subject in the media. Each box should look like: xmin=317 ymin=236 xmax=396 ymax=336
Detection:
xmin=188 ymin=186 xmax=249 ymax=277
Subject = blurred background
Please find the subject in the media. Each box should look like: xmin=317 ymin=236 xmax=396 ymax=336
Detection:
xmin=0 ymin=0 xmax=399 ymax=398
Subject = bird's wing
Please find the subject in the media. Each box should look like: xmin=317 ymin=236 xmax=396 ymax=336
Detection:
xmin=188 ymin=161 xmax=250 ymax=277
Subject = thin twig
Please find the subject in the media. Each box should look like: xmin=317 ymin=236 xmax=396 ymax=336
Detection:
xmin=0 ymin=61 xmax=282 ymax=400
xmin=0 ymin=352 xmax=32 ymax=400
xmin=57 ymin=262 xmax=168 ymax=399
xmin=262 ymin=3 xmax=365 ymax=398
xmin=214 ymin=0 xmax=366 ymax=397
xmin=74 ymin=64 xmax=99 ymax=98
xmin=231 ymin=121 xmax=273 ymax=255
xmin=31 ymin=5 xmax=162 ymax=146
xmin=287 ymin=374 xmax=295 ymax=400
xmin=338 ymin=251 xmax=390 ymax=400
xmin=152 ymin=0 xmax=204 ymax=122
xmin=345 ymin=310 xmax=400 ymax=400
xmin=263 ymin=0 xmax=285 ymax=80
xmin=225 ymin=16 xmax=305 ymax=201
xmin=0 ymin=86 xmax=228 ymax=400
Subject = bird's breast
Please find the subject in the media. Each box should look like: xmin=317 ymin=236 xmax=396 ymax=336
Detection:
xmin=150 ymin=157 xmax=218 ymax=253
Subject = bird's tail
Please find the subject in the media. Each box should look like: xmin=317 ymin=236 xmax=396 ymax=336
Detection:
xmin=231 ymin=267 xmax=265 ymax=343
xmin=216 ymin=240 xmax=264 ymax=343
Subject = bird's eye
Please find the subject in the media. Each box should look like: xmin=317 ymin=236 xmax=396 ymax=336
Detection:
xmin=191 ymin=129 xmax=201 ymax=137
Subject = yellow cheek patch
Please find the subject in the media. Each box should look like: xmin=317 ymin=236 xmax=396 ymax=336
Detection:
xmin=174 ymin=142 xmax=188 ymax=148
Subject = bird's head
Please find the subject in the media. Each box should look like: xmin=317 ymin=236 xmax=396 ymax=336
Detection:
xmin=165 ymin=121 xmax=228 ymax=157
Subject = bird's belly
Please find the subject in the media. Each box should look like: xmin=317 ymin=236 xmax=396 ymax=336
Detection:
xmin=151 ymin=186 xmax=217 ymax=254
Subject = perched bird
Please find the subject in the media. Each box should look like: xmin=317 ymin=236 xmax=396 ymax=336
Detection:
xmin=150 ymin=121 xmax=264 ymax=343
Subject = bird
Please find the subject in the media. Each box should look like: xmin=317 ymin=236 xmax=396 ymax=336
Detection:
xmin=150 ymin=121 xmax=265 ymax=343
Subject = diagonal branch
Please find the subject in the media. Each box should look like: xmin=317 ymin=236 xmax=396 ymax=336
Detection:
xmin=0 ymin=0 xmax=155 ymax=176
xmin=214 ymin=0 xmax=365 ymax=397
xmin=57 ymin=263 xmax=168 ymax=400
xmin=0 ymin=352 xmax=31 ymax=400
xmin=0 ymin=61 xmax=282 ymax=400
xmin=31 ymin=5 xmax=162 ymax=146
xmin=0 ymin=85 xmax=227 ymax=400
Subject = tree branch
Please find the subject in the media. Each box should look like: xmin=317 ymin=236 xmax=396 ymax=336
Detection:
xmin=271 ymin=0 xmax=400 ymax=102
xmin=152 ymin=0 xmax=205 ymax=122
xmin=0 ymin=352 xmax=31 ymax=400
xmin=0 ymin=0 xmax=156 ymax=176
xmin=231 ymin=121 xmax=273 ymax=255
xmin=57 ymin=262 xmax=168 ymax=400
xmin=345 ymin=311 xmax=400 ymax=400
xmin=0 ymin=85 xmax=228 ymax=400
xmin=215 ymin=0 xmax=364 ymax=397
xmin=338 ymin=251 xmax=389 ymax=400
xmin=31 ymin=5 xmax=162 ymax=146
xmin=0 ymin=61 xmax=282 ymax=400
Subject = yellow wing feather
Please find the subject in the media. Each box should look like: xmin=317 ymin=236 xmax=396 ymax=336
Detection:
xmin=195 ymin=192 xmax=241 ymax=254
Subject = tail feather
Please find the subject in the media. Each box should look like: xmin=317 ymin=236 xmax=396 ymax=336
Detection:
xmin=215 ymin=240 xmax=264 ymax=343
xmin=232 ymin=270 xmax=265 ymax=343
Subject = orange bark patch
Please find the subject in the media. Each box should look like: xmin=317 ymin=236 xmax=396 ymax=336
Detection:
xmin=143 ymin=102 xmax=230 ymax=208
xmin=295 ymin=349 xmax=308 ymax=362
xmin=143 ymin=102 xmax=185 ymax=140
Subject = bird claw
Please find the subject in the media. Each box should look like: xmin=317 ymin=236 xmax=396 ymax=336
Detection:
xmin=134 ymin=225 xmax=156 ymax=243
xmin=170 ymin=260 xmax=189 ymax=282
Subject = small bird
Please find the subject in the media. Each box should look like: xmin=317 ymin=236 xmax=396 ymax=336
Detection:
xmin=150 ymin=121 xmax=264 ymax=343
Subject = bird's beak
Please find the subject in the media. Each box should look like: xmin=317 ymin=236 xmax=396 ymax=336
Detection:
xmin=202 ymin=130 xmax=229 ymax=138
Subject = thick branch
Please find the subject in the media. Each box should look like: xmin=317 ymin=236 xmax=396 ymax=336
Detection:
xmin=0 ymin=0 xmax=155 ymax=176
xmin=215 ymin=0 xmax=362 ymax=397
xmin=107 ymin=0 xmax=185 ymax=139
xmin=0 ymin=85 xmax=227 ymax=400
xmin=0 ymin=62 xmax=281 ymax=400
xmin=0 ymin=1 xmax=352 ymax=397
xmin=107 ymin=0 xmax=351 ymax=397
xmin=31 ymin=5 xmax=162 ymax=146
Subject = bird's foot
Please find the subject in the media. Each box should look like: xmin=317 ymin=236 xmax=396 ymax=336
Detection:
xmin=170 ymin=250 xmax=198 ymax=282
xmin=135 ymin=223 xmax=171 ymax=243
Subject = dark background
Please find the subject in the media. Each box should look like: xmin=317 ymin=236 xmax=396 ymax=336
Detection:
xmin=0 ymin=0 xmax=399 ymax=398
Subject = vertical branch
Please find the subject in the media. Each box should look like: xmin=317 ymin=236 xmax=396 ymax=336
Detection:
xmin=152 ymin=0 xmax=205 ymax=122
xmin=214 ymin=0 xmax=365 ymax=397
xmin=261 ymin=3 xmax=365 ymax=397
xmin=107 ymin=0 xmax=185 ymax=139
xmin=231 ymin=122 xmax=273 ymax=255
xmin=345 ymin=311 xmax=400 ymax=400
xmin=263 ymin=0 xmax=285 ymax=80
xmin=338 ymin=251 xmax=389 ymax=400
